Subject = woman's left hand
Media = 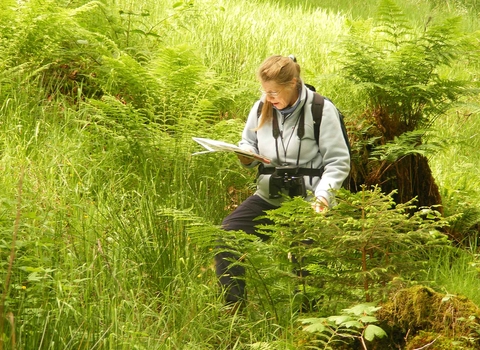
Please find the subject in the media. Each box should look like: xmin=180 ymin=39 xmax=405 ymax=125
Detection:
xmin=312 ymin=197 xmax=329 ymax=213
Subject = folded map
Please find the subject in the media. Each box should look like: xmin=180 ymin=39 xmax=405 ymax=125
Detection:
xmin=192 ymin=137 xmax=271 ymax=164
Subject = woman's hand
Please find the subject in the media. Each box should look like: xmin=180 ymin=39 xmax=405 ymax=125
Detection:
xmin=312 ymin=197 xmax=329 ymax=213
xmin=237 ymin=154 xmax=254 ymax=165
xmin=237 ymin=154 xmax=271 ymax=165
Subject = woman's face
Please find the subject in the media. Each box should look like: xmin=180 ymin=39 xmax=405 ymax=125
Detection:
xmin=260 ymin=79 xmax=298 ymax=110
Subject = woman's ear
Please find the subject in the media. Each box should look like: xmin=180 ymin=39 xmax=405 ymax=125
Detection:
xmin=291 ymin=77 xmax=298 ymax=88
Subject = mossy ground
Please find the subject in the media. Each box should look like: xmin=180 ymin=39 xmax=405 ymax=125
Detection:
xmin=371 ymin=285 xmax=480 ymax=349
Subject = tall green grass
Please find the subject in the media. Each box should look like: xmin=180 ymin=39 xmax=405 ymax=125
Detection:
xmin=0 ymin=0 xmax=479 ymax=348
xmin=424 ymin=245 xmax=480 ymax=313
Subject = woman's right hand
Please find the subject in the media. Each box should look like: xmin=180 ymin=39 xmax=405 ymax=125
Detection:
xmin=237 ymin=154 xmax=253 ymax=165
xmin=237 ymin=153 xmax=270 ymax=164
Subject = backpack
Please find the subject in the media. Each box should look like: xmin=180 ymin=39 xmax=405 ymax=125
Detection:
xmin=256 ymin=85 xmax=351 ymax=154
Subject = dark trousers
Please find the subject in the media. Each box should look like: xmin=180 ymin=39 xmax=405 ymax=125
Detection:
xmin=215 ymin=195 xmax=278 ymax=304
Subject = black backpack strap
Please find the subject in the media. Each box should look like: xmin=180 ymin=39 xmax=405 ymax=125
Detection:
xmin=305 ymin=83 xmax=316 ymax=92
xmin=257 ymin=101 xmax=264 ymax=118
xmin=311 ymin=93 xmax=324 ymax=144
xmin=323 ymin=97 xmax=351 ymax=154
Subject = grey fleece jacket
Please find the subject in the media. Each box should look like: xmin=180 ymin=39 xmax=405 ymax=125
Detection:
xmin=239 ymin=84 xmax=350 ymax=207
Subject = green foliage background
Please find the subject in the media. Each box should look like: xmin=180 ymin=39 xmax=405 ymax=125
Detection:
xmin=0 ymin=0 xmax=479 ymax=348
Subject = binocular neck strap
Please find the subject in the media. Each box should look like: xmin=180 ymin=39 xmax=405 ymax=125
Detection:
xmin=271 ymin=113 xmax=282 ymax=164
xmin=272 ymin=105 xmax=306 ymax=167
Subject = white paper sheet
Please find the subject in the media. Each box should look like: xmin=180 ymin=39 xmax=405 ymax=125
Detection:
xmin=192 ymin=137 xmax=271 ymax=163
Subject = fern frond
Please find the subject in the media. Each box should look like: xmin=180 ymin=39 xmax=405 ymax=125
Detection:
xmin=96 ymin=53 xmax=162 ymax=111
xmin=375 ymin=0 xmax=413 ymax=49
xmin=369 ymin=129 xmax=447 ymax=162
xmin=149 ymin=44 xmax=236 ymax=125
xmin=67 ymin=0 xmax=106 ymax=17
xmin=340 ymin=0 xmax=473 ymax=130
xmin=420 ymin=16 xmax=463 ymax=68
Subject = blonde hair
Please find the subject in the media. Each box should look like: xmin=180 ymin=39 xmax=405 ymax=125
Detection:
xmin=256 ymin=55 xmax=301 ymax=129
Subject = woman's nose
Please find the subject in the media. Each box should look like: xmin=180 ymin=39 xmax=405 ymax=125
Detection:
xmin=266 ymin=95 xmax=276 ymax=102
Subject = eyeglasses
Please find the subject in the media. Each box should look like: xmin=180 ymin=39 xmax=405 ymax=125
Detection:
xmin=259 ymin=88 xmax=282 ymax=97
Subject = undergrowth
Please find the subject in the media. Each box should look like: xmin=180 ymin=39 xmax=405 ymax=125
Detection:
xmin=0 ymin=0 xmax=479 ymax=349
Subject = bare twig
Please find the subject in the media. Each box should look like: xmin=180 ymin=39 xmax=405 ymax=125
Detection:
xmin=360 ymin=335 xmax=368 ymax=350
xmin=404 ymin=328 xmax=411 ymax=343
xmin=413 ymin=337 xmax=439 ymax=350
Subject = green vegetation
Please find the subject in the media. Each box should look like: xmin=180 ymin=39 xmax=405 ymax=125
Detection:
xmin=0 ymin=0 xmax=479 ymax=348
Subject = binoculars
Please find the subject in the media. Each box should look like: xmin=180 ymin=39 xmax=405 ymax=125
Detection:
xmin=269 ymin=165 xmax=306 ymax=199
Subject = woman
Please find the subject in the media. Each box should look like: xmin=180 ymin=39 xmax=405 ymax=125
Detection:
xmin=215 ymin=55 xmax=350 ymax=307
